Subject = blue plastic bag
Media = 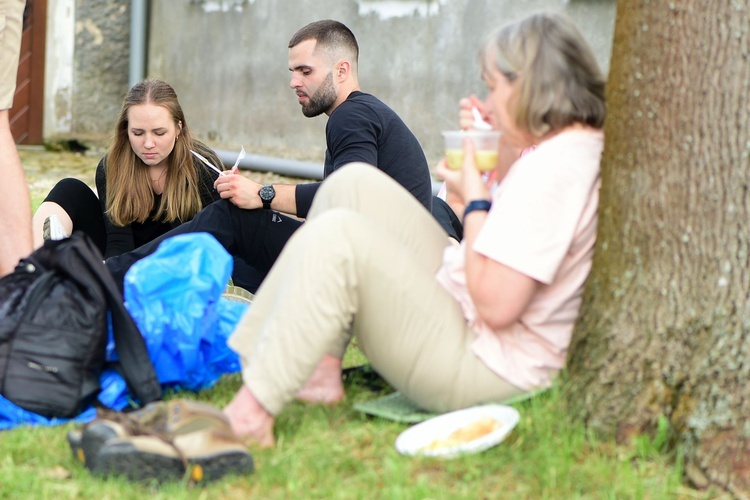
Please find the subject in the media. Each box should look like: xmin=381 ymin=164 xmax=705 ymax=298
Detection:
xmin=0 ymin=394 xmax=96 ymax=430
xmin=120 ymin=232 xmax=245 ymax=391
xmin=1 ymin=233 xmax=248 ymax=430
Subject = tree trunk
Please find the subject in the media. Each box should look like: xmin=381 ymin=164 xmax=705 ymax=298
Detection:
xmin=566 ymin=0 xmax=750 ymax=495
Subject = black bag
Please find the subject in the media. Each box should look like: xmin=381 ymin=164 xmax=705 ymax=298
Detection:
xmin=0 ymin=232 xmax=162 ymax=418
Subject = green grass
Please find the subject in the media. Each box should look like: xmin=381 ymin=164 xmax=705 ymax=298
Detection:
xmin=1 ymin=365 xmax=705 ymax=499
xmin=0 ymin=149 xmax=713 ymax=499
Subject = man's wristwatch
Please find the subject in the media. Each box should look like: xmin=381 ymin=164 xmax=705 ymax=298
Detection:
xmin=259 ymin=184 xmax=275 ymax=209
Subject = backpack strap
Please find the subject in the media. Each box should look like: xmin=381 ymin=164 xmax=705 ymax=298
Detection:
xmin=69 ymin=232 xmax=162 ymax=405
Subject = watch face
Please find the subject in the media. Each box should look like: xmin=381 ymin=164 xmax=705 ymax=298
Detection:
xmin=259 ymin=185 xmax=275 ymax=202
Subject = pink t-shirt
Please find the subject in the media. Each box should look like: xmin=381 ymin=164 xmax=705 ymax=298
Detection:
xmin=435 ymin=129 xmax=603 ymax=390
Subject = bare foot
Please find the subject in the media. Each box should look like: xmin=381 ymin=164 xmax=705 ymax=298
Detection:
xmin=224 ymin=385 xmax=276 ymax=448
xmin=295 ymin=354 xmax=345 ymax=404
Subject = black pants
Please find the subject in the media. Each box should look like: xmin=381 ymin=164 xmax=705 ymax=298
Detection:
xmin=47 ymin=179 xmax=291 ymax=293
xmin=105 ymin=199 xmax=302 ymax=293
xmin=44 ymin=178 xmax=107 ymax=253
xmin=105 ymin=195 xmax=457 ymax=294
xmin=430 ymin=196 xmax=463 ymax=241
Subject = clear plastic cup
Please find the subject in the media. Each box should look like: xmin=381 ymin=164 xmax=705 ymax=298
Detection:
xmin=442 ymin=130 xmax=501 ymax=172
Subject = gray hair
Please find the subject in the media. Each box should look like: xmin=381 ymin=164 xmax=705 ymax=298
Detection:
xmin=481 ymin=12 xmax=606 ymax=137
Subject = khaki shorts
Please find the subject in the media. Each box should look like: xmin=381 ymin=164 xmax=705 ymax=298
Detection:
xmin=0 ymin=0 xmax=25 ymax=111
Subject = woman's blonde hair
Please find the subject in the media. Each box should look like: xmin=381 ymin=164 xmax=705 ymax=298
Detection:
xmin=481 ymin=12 xmax=606 ymax=138
xmin=105 ymin=79 xmax=220 ymax=226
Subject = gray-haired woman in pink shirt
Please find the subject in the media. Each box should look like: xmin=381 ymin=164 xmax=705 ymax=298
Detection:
xmin=224 ymin=11 xmax=606 ymax=448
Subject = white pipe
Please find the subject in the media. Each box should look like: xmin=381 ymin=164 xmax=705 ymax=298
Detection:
xmin=215 ymin=149 xmax=441 ymax=195
xmin=129 ymin=0 xmax=147 ymax=87
xmin=215 ymin=149 xmax=324 ymax=180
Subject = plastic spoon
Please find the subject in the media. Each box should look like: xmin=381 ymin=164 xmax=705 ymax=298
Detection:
xmin=191 ymin=146 xmax=246 ymax=176
xmin=472 ymin=107 xmax=492 ymax=130
xmin=190 ymin=149 xmax=224 ymax=176
xmin=230 ymin=146 xmax=246 ymax=172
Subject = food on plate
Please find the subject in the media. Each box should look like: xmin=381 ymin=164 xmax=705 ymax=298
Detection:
xmin=422 ymin=417 xmax=502 ymax=451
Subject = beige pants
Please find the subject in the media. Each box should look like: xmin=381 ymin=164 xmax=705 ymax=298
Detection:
xmin=0 ymin=0 xmax=25 ymax=110
xmin=228 ymin=163 xmax=523 ymax=415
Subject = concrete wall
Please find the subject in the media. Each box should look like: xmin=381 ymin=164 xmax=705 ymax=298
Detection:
xmin=43 ymin=0 xmax=76 ymax=139
xmin=44 ymin=0 xmax=131 ymax=143
xmin=71 ymin=0 xmax=130 ymax=136
xmin=45 ymin=0 xmax=616 ymax=165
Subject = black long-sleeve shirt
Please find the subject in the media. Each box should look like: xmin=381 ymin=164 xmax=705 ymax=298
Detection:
xmin=294 ymin=91 xmax=432 ymax=218
xmin=94 ymin=155 xmax=221 ymax=258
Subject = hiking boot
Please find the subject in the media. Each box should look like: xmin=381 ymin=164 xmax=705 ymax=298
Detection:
xmin=93 ymin=423 xmax=254 ymax=484
xmin=42 ymin=215 xmax=69 ymax=241
xmin=86 ymin=399 xmax=253 ymax=484
xmin=68 ymin=401 xmax=167 ymax=468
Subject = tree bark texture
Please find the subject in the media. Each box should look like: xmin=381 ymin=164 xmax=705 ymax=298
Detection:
xmin=566 ymin=0 xmax=750 ymax=495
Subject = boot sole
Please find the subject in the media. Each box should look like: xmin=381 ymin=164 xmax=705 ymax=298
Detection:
xmin=67 ymin=429 xmax=85 ymax=464
xmin=92 ymin=440 xmax=254 ymax=484
xmin=81 ymin=421 xmax=123 ymax=468
xmin=69 ymin=423 xmax=125 ymax=468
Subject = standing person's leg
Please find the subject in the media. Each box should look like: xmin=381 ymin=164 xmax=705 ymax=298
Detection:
xmin=0 ymin=0 xmax=31 ymax=276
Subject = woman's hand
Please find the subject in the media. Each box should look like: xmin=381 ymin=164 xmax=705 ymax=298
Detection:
xmin=435 ymin=137 xmax=492 ymax=220
xmin=458 ymin=95 xmax=493 ymax=130
xmin=435 ymin=128 xmax=539 ymax=331
xmin=440 ymin=136 xmax=538 ymax=332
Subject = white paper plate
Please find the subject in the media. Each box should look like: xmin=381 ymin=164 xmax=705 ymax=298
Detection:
xmin=395 ymin=404 xmax=520 ymax=459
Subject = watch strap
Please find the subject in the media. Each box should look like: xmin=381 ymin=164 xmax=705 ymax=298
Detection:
xmin=260 ymin=184 xmax=275 ymax=209
xmin=462 ymin=199 xmax=492 ymax=225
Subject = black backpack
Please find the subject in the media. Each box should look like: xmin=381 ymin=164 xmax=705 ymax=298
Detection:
xmin=0 ymin=232 xmax=162 ymax=418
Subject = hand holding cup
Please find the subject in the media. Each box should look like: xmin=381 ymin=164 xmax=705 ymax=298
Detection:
xmin=441 ymin=130 xmax=501 ymax=172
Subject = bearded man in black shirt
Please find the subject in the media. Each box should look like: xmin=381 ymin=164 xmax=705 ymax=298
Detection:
xmin=106 ymin=20 xmax=432 ymax=293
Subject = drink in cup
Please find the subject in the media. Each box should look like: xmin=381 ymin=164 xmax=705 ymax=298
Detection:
xmin=442 ymin=130 xmax=501 ymax=172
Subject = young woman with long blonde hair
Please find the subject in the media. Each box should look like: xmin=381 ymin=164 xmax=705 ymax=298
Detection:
xmin=32 ymin=79 xmax=223 ymax=258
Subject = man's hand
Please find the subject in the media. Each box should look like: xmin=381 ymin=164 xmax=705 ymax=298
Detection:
xmin=214 ymin=168 xmax=263 ymax=210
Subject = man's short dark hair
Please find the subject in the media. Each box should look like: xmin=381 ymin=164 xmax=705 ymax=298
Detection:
xmin=288 ymin=19 xmax=359 ymax=64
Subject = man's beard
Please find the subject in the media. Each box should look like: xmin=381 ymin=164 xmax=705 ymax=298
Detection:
xmin=301 ymin=72 xmax=337 ymax=118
